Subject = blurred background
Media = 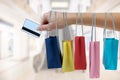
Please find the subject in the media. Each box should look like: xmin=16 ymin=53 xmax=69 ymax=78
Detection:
xmin=0 ymin=0 xmax=120 ymax=80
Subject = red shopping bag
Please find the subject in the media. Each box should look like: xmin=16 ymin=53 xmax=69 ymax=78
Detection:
xmin=75 ymin=36 xmax=86 ymax=70
xmin=74 ymin=13 xmax=87 ymax=70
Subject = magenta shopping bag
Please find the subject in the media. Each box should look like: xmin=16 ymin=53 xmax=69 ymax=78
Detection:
xmin=89 ymin=13 xmax=100 ymax=78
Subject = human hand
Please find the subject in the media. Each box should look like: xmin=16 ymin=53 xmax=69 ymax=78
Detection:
xmin=37 ymin=11 xmax=66 ymax=31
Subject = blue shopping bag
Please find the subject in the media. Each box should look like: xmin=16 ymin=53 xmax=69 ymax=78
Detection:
xmin=45 ymin=11 xmax=62 ymax=69
xmin=45 ymin=36 xmax=62 ymax=69
xmin=103 ymin=13 xmax=119 ymax=70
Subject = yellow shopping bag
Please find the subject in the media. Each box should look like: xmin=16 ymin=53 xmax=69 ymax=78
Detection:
xmin=62 ymin=40 xmax=75 ymax=72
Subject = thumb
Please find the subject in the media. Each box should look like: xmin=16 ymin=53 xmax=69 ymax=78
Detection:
xmin=37 ymin=23 xmax=55 ymax=31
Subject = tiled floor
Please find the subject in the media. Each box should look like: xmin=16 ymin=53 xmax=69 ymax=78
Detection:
xmin=0 ymin=57 xmax=120 ymax=80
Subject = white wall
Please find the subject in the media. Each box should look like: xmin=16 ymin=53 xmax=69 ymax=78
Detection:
xmin=29 ymin=0 xmax=51 ymax=15
xmin=13 ymin=29 xmax=29 ymax=60
xmin=0 ymin=1 xmax=31 ymax=60
xmin=0 ymin=31 xmax=1 ymax=59
xmin=0 ymin=24 xmax=13 ymax=58
xmin=29 ymin=0 xmax=91 ymax=14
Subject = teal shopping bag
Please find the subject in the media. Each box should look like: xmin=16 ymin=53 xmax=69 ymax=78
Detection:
xmin=103 ymin=38 xmax=118 ymax=70
xmin=103 ymin=13 xmax=119 ymax=70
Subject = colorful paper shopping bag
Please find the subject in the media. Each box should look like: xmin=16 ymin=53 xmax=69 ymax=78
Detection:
xmin=89 ymin=42 xmax=100 ymax=78
xmin=89 ymin=13 xmax=100 ymax=78
xmin=103 ymin=38 xmax=119 ymax=70
xmin=62 ymin=40 xmax=75 ymax=72
xmin=103 ymin=13 xmax=119 ymax=70
xmin=45 ymin=36 xmax=62 ymax=69
xmin=74 ymin=13 xmax=87 ymax=70
xmin=75 ymin=36 xmax=87 ymax=70
xmin=45 ymin=11 xmax=62 ymax=69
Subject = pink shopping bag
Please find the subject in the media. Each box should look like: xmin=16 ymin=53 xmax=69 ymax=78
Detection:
xmin=89 ymin=13 xmax=100 ymax=78
xmin=89 ymin=42 xmax=100 ymax=78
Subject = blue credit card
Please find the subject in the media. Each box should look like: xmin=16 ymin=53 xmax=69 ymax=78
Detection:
xmin=22 ymin=19 xmax=41 ymax=37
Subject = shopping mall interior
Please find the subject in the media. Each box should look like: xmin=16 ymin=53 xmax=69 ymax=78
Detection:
xmin=0 ymin=0 xmax=120 ymax=80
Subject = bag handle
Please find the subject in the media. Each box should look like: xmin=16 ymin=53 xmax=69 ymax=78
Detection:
xmin=47 ymin=11 xmax=58 ymax=37
xmin=103 ymin=13 xmax=106 ymax=38
xmin=75 ymin=12 xmax=84 ymax=36
xmin=75 ymin=13 xmax=78 ymax=36
xmin=63 ymin=12 xmax=69 ymax=40
xmin=80 ymin=12 xmax=84 ymax=35
xmin=103 ymin=13 xmax=117 ymax=38
xmin=55 ymin=11 xmax=58 ymax=37
xmin=110 ymin=13 xmax=117 ymax=38
xmin=65 ymin=12 xmax=68 ymax=29
xmin=47 ymin=11 xmax=52 ymax=37
xmin=91 ymin=13 xmax=96 ymax=41
xmin=63 ymin=12 xmax=65 ymax=30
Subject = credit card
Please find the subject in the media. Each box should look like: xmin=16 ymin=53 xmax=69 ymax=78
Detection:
xmin=22 ymin=19 xmax=40 ymax=37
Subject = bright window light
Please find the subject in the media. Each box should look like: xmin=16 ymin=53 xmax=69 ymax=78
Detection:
xmin=51 ymin=1 xmax=69 ymax=9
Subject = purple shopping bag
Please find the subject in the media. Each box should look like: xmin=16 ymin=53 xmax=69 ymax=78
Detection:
xmin=89 ymin=13 xmax=100 ymax=78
